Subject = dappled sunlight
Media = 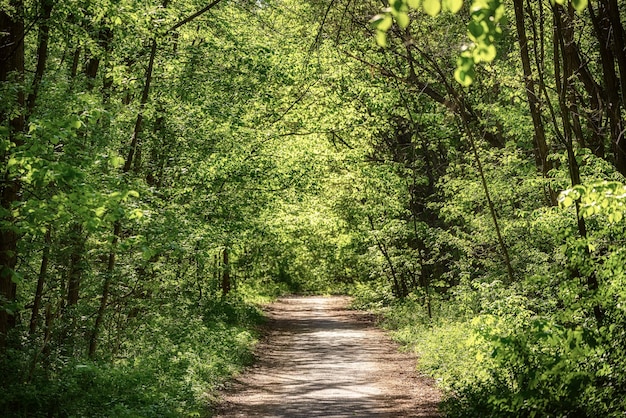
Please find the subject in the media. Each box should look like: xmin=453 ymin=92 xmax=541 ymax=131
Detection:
xmin=216 ymin=297 xmax=440 ymax=417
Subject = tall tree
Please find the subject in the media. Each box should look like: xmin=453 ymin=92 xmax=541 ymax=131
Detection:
xmin=0 ymin=0 xmax=25 ymax=346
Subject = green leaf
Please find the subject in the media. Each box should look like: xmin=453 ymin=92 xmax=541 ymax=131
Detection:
xmin=407 ymin=0 xmax=420 ymax=8
xmin=454 ymin=66 xmax=473 ymax=86
xmin=494 ymin=3 xmax=505 ymax=21
xmin=614 ymin=211 xmax=623 ymax=223
xmin=376 ymin=30 xmax=388 ymax=47
xmin=391 ymin=0 xmax=404 ymax=12
xmin=71 ymin=119 xmax=82 ymax=129
xmin=396 ymin=12 xmax=410 ymax=28
xmin=468 ymin=20 xmax=484 ymax=39
xmin=423 ymin=0 xmax=441 ymax=16
xmin=571 ymin=0 xmax=587 ymax=12
xmin=560 ymin=195 xmax=573 ymax=208
xmin=110 ymin=155 xmax=125 ymax=168
xmin=130 ymin=208 xmax=144 ymax=219
xmin=10 ymin=269 xmax=23 ymax=285
xmin=475 ymin=43 xmax=496 ymax=62
xmin=443 ymin=0 xmax=463 ymax=13
xmin=371 ymin=14 xmax=393 ymax=31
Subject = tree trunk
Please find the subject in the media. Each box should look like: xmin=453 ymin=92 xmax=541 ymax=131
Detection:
xmin=88 ymin=221 xmax=119 ymax=358
xmin=512 ymin=0 xmax=552 ymax=180
xmin=367 ymin=215 xmax=404 ymax=297
xmin=594 ymin=0 xmax=626 ymax=175
xmin=588 ymin=1 xmax=622 ymax=162
xmin=26 ymin=0 xmax=53 ymax=117
xmin=85 ymin=27 xmax=112 ymax=89
xmin=70 ymin=47 xmax=80 ymax=79
xmin=124 ymin=39 xmax=157 ymax=173
xmin=67 ymin=224 xmax=85 ymax=308
xmin=29 ymin=227 xmax=51 ymax=336
xmin=0 ymin=0 xmax=25 ymax=347
xmin=221 ymin=247 xmax=231 ymax=296
xmin=554 ymin=5 xmax=603 ymax=324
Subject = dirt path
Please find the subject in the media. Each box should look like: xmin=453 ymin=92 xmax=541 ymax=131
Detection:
xmin=214 ymin=296 xmax=441 ymax=418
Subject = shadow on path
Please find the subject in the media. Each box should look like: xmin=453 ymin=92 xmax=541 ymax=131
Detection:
xmin=215 ymin=296 xmax=441 ymax=418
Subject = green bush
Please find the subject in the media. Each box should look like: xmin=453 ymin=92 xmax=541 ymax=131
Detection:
xmin=0 ymin=297 xmax=263 ymax=418
xmin=379 ymin=280 xmax=626 ymax=418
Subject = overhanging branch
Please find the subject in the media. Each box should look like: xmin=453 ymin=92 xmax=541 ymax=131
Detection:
xmin=169 ymin=0 xmax=224 ymax=32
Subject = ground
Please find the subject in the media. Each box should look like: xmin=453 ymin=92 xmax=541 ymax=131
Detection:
xmin=214 ymin=296 xmax=441 ymax=418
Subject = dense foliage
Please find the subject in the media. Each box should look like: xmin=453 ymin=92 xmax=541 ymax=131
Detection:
xmin=2 ymin=0 xmax=626 ymax=416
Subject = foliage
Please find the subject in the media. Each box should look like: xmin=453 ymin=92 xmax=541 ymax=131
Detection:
xmin=0 ymin=297 xmax=262 ymax=417
xmin=3 ymin=0 xmax=626 ymax=416
xmin=372 ymin=0 xmax=587 ymax=85
xmin=559 ymin=180 xmax=626 ymax=222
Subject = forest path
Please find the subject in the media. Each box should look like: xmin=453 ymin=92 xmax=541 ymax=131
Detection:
xmin=214 ymin=296 xmax=441 ymax=418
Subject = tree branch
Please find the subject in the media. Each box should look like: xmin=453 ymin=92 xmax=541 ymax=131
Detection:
xmin=169 ymin=0 xmax=224 ymax=32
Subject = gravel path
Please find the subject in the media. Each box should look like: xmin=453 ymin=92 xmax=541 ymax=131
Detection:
xmin=214 ymin=296 xmax=441 ymax=418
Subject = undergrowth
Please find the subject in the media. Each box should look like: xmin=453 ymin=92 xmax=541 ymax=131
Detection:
xmin=0 ymin=296 xmax=265 ymax=418
xmin=351 ymin=280 xmax=626 ymax=418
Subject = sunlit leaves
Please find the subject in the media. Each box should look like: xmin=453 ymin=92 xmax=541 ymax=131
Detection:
xmin=371 ymin=13 xmax=393 ymax=31
xmin=451 ymin=0 xmax=504 ymax=85
xmin=375 ymin=30 xmax=388 ymax=47
xmin=373 ymin=0 xmax=587 ymax=85
xmin=455 ymin=53 xmax=475 ymax=87
xmin=371 ymin=0 xmax=505 ymax=85
xmin=553 ymin=0 xmax=588 ymax=12
xmin=443 ymin=0 xmax=463 ymax=12
xmin=396 ymin=11 xmax=410 ymax=28
xmin=109 ymin=155 xmax=126 ymax=169
xmin=570 ymin=0 xmax=588 ymax=11
xmin=559 ymin=181 xmax=626 ymax=223
xmin=371 ymin=0 xmax=410 ymax=46
xmin=422 ymin=0 xmax=441 ymax=16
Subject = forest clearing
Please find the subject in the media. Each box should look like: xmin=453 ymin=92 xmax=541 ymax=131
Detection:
xmin=2 ymin=0 xmax=626 ymax=416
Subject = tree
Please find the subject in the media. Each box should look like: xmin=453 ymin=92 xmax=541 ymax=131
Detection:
xmin=0 ymin=0 xmax=25 ymax=346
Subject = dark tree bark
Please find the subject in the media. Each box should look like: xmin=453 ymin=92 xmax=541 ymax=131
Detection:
xmin=85 ymin=27 xmax=112 ymax=89
xmin=512 ymin=0 xmax=552 ymax=181
xmin=533 ymin=1 xmax=603 ymax=158
xmin=553 ymin=4 xmax=603 ymax=324
xmin=88 ymin=221 xmax=119 ymax=358
xmin=70 ymin=47 xmax=80 ymax=79
xmin=221 ymin=247 xmax=231 ymax=296
xmin=124 ymin=39 xmax=157 ymax=173
xmin=587 ymin=0 xmax=626 ymax=176
xmin=29 ymin=227 xmax=51 ymax=336
xmin=67 ymin=224 xmax=85 ymax=308
xmin=367 ymin=215 xmax=406 ymax=297
xmin=0 ymin=0 xmax=25 ymax=347
xmin=26 ymin=0 xmax=53 ymax=117
xmin=588 ymin=1 xmax=622 ymax=161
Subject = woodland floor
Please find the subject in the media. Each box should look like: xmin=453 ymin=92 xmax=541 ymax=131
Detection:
xmin=214 ymin=296 xmax=441 ymax=418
